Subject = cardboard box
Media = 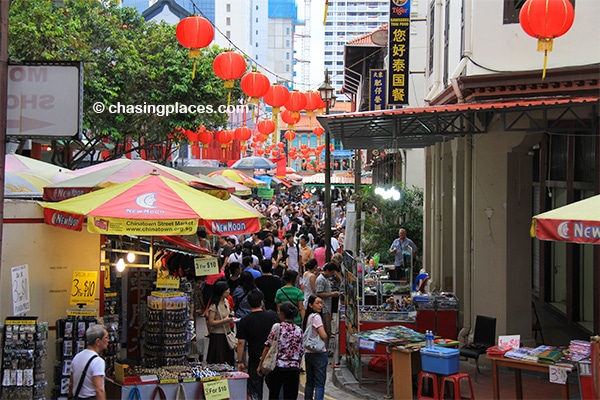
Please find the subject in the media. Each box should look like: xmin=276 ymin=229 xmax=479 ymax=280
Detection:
xmin=420 ymin=346 xmax=460 ymax=375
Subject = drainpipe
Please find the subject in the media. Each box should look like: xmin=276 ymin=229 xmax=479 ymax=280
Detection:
xmin=458 ymin=136 xmax=473 ymax=345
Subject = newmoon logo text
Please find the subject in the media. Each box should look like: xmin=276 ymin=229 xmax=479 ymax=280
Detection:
xmin=211 ymin=220 xmax=247 ymax=233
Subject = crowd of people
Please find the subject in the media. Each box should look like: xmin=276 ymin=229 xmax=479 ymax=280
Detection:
xmin=193 ymin=197 xmax=347 ymax=400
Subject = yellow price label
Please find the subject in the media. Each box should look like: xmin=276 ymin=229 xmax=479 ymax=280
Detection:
xmin=203 ymin=379 xmax=229 ymax=400
xmin=194 ymin=257 xmax=219 ymax=276
xmin=159 ymin=379 xmax=179 ymax=384
xmin=70 ymin=270 xmax=98 ymax=305
xmin=156 ymin=273 xmax=180 ymax=289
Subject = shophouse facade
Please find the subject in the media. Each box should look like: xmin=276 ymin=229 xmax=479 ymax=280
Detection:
xmin=320 ymin=0 xmax=600 ymax=341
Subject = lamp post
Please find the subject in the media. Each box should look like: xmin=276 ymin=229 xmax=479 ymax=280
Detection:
xmin=318 ymin=69 xmax=335 ymax=262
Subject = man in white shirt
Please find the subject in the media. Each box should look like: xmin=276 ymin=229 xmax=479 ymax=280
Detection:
xmin=70 ymin=324 xmax=109 ymax=400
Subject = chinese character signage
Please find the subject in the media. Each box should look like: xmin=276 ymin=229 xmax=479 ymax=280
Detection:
xmin=369 ymin=69 xmax=387 ymax=111
xmin=388 ymin=0 xmax=411 ymax=105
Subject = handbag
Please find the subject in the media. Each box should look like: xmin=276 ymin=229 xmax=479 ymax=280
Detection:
xmin=261 ymin=323 xmax=280 ymax=374
xmin=303 ymin=314 xmax=326 ymax=352
xmin=218 ymin=306 xmax=238 ymax=350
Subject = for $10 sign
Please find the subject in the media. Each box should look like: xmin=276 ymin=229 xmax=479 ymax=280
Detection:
xmin=203 ymin=379 xmax=230 ymax=400
xmin=70 ymin=270 xmax=98 ymax=305
xmin=195 ymin=257 xmax=219 ymax=276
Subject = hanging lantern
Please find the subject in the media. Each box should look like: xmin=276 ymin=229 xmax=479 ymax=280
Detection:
xmin=253 ymin=132 xmax=267 ymax=143
xmin=255 ymin=148 xmax=264 ymax=156
xmin=234 ymin=126 xmax=252 ymax=141
xmin=519 ymin=0 xmax=575 ymax=79
xmin=284 ymin=90 xmax=307 ymax=119
xmin=176 ymin=16 xmax=214 ymax=79
xmin=241 ymin=70 xmax=270 ymax=105
xmin=263 ymin=84 xmax=291 ymax=118
xmin=213 ymin=51 xmax=247 ymax=88
xmin=198 ymin=127 xmax=213 ymax=147
xmin=215 ymin=130 xmax=233 ymax=146
xmin=313 ymin=126 xmax=325 ymax=137
xmin=284 ymin=130 xmax=297 ymax=141
xmin=316 ymin=97 xmax=327 ymax=114
xmin=304 ymin=91 xmax=322 ymax=117
xmin=256 ymin=119 xmax=276 ymax=135
xmin=277 ymin=142 xmax=285 ymax=148
xmin=272 ymin=150 xmax=280 ymax=157
xmin=281 ymin=108 xmax=301 ymax=129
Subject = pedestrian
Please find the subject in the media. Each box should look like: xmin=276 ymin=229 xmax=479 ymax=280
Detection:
xmin=258 ymin=302 xmax=304 ymax=400
xmin=242 ymin=255 xmax=262 ymax=279
xmin=284 ymin=233 xmax=301 ymax=274
xmin=299 ymin=234 xmax=314 ymax=272
xmin=206 ymin=281 xmax=236 ymax=366
xmin=312 ymin=238 xmax=327 ymax=268
xmin=255 ymin=258 xmax=284 ymax=312
xmin=232 ymin=271 xmax=258 ymax=319
xmin=388 ymin=228 xmax=418 ymax=280
xmin=302 ymin=258 xmax=319 ymax=308
xmin=316 ymin=263 xmax=340 ymax=351
xmin=274 ymin=270 xmax=305 ymax=327
xmin=271 ymin=241 xmax=287 ymax=277
xmin=69 ymin=324 xmax=108 ymax=400
xmin=236 ymin=290 xmax=280 ymax=400
xmin=303 ymin=295 xmax=329 ymax=400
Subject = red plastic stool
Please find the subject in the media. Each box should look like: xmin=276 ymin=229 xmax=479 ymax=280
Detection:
xmin=440 ymin=372 xmax=475 ymax=400
xmin=417 ymin=371 xmax=440 ymax=400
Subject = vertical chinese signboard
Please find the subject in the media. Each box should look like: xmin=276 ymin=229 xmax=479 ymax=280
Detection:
xmin=369 ymin=69 xmax=387 ymax=111
xmin=388 ymin=0 xmax=411 ymax=105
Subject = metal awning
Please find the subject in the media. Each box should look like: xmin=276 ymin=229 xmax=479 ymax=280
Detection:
xmin=317 ymin=96 xmax=599 ymax=149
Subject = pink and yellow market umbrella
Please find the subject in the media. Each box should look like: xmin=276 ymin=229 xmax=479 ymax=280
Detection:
xmin=39 ymin=173 xmax=261 ymax=236
xmin=5 ymin=172 xmax=51 ymax=198
xmin=208 ymin=169 xmax=267 ymax=188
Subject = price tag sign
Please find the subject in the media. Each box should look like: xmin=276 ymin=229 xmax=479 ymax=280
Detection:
xmin=70 ymin=270 xmax=98 ymax=305
xmin=195 ymin=257 xmax=219 ymax=276
xmin=156 ymin=268 xmax=180 ymax=289
xmin=549 ymin=365 xmax=569 ymax=385
xmin=204 ymin=379 xmax=230 ymax=400
xmin=11 ymin=264 xmax=30 ymax=315
xmin=358 ymin=338 xmax=377 ymax=351
xmin=498 ymin=334 xmax=520 ymax=349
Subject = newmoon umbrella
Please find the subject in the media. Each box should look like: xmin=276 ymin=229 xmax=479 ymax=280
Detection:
xmin=5 ymin=172 xmax=52 ymax=198
xmin=530 ymin=194 xmax=600 ymax=244
xmin=230 ymin=156 xmax=276 ymax=170
xmin=39 ymin=173 xmax=261 ymax=236
xmin=207 ymin=169 xmax=267 ymax=188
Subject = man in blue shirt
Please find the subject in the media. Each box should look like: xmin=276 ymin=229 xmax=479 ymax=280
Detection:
xmin=242 ymin=256 xmax=262 ymax=279
xmin=389 ymin=228 xmax=417 ymax=280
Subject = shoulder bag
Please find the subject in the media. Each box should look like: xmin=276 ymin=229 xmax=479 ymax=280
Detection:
xmin=261 ymin=323 xmax=280 ymax=374
xmin=71 ymin=354 xmax=98 ymax=400
xmin=303 ymin=314 xmax=326 ymax=352
xmin=217 ymin=306 xmax=238 ymax=350
xmin=150 ymin=385 xmax=167 ymax=400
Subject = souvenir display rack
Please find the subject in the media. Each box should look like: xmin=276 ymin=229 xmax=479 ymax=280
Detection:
xmin=52 ymin=310 xmax=97 ymax=399
xmin=1 ymin=316 xmax=48 ymax=400
xmin=143 ymin=292 xmax=189 ymax=368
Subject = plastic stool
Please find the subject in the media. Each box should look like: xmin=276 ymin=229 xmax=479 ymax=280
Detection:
xmin=440 ymin=372 xmax=475 ymax=400
xmin=417 ymin=371 xmax=440 ymax=400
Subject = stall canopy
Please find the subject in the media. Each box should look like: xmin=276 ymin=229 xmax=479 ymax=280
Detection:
xmin=531 ymin=194 xmax=600 ymax=244
xmin=317 ymin=96 xmax=599 ymax=149
xmin=207 ymin=169 xmax=267 ymax=188
xmin=38 ymin=173 xmax=261 ymax=236
xmin=303 ymin=172 xmax=372 ymax=186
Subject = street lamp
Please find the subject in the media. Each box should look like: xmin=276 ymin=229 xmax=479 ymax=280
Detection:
xmin=318 ymin=69 xmax=335 ymax=262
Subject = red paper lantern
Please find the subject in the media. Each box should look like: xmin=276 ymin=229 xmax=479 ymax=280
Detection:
xmin=304 ymin=91 xmax=322 ymax=117
xmin=277 ymin=142 xmax=285 ymax=148
xmin=215 ymin=130 xmax=233 ymax=145
xmin=241 ymin=71 xmax=270 ymax=104
xmin=284 ymin=90 xmax=307 ymax=119
xmin=257 ymin=119 xmax=276 ymax=135
xmin=176 ymin=16 xmax=214 ymax=79
xmin=213 ymin=51 xmax=247 ymax=88
xmin=198 ymin=128 xmax=213 ymax=147
xmin=254 ymin=133 xmax=267 ymax=143
xmin=263 ymin=84 xmax=290 ymax=117
xmin=284 ymin=130 xmax=297 ymax=141
xmin=281 ymin=108 xmax=301 ymax=129
xmin=255 ymin=148 xmax=264 ymax=156
xmin=272 ymin=150 xmax=280 ymax=157
xmin=234 ymin=126 xmax=252 ymax=141
xmin=313 ymin=126 xmax=325 ymax=137
xmin=519 ymin=0 xmax=575 ymax=79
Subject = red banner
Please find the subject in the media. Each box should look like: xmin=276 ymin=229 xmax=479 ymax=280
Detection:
xmin=43 ymin=208 xmax=84 ymax=231
xmin=535 ymin=219 xmax=600 ymax=244
xmin=204 ymin=217 xmax=261 ymax=236
xmin=43 ymin=187 xmax=93 ymax=201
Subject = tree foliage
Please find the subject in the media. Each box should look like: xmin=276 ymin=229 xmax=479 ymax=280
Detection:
xmin=8 ymin=0 xmax=244 ymax=168
xmin=355 ymin=183 xmax=424 ymax=265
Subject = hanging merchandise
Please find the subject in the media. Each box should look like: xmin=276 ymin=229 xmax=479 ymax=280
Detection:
xmin=1 ymin=317 xmax=48 ymax=400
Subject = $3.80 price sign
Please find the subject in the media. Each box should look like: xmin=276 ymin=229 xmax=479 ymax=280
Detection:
xmin=203 ymin=379 xmax=230 ymax=400
xmin=70 ymin=270 xmax=98 ymax=305
xmin=195 ymin=257 xmax=219 ymax=276
xmin=549 ymin=365 xmax=569 ymax=385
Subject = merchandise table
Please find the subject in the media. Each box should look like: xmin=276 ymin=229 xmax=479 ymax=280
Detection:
xmin=487 ymin=356 xmax=576 ymax=400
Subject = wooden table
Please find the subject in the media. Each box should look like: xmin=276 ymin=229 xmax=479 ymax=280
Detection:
xmin=487 ymin=356 xmax=575 ymax=399
xmin=391 ymin=347 xmax=422 ymax=400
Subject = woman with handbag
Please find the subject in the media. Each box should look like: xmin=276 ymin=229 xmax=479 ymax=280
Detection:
xmin=258 ymin=302 xmax=304 ymax=400
xmin=302 ymin=295 xmax=329 ymax=400
xmin=206 ymin=281 xmax=236 ymax=366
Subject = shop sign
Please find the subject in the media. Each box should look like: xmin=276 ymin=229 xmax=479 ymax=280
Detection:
xmin=194 ymin=257 xmax=219 ymax=276
xmin=257 ymin=188 xmax=274 ymax=200
xmin=11 ymin=264 xmax=30 ymax=315
xmin=156 ymin=272 xmax=180 ymax=289
xmin=203 ymin=379 xmax=230 ymax=400
xmin=369 ymin=69 xmax=387 ymax=111
xmin=70 ymin=270 xmax=98 ymax=305
xmin=87 ymin=217 xmax=197 ymax=235
xmin=388 ymin=0 xmax=411 ymax=105
xmin=549 ymin=365 xmax=569 ymax=385
xmin=498 ymin=334 xmax=520 ymax=349
xmin=207 ymin=217 xmax=260 ymax=235
xmin=358 ymin=338 xmax=376 ymax=351
xmin=44 ymin=208 xmax=84 ymax=231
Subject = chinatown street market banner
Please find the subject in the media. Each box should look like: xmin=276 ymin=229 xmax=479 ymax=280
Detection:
xmin=530 ymin=194 xmax=600 ymax=244
xmin=39 ymin=174 xmax=260 ymax=236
